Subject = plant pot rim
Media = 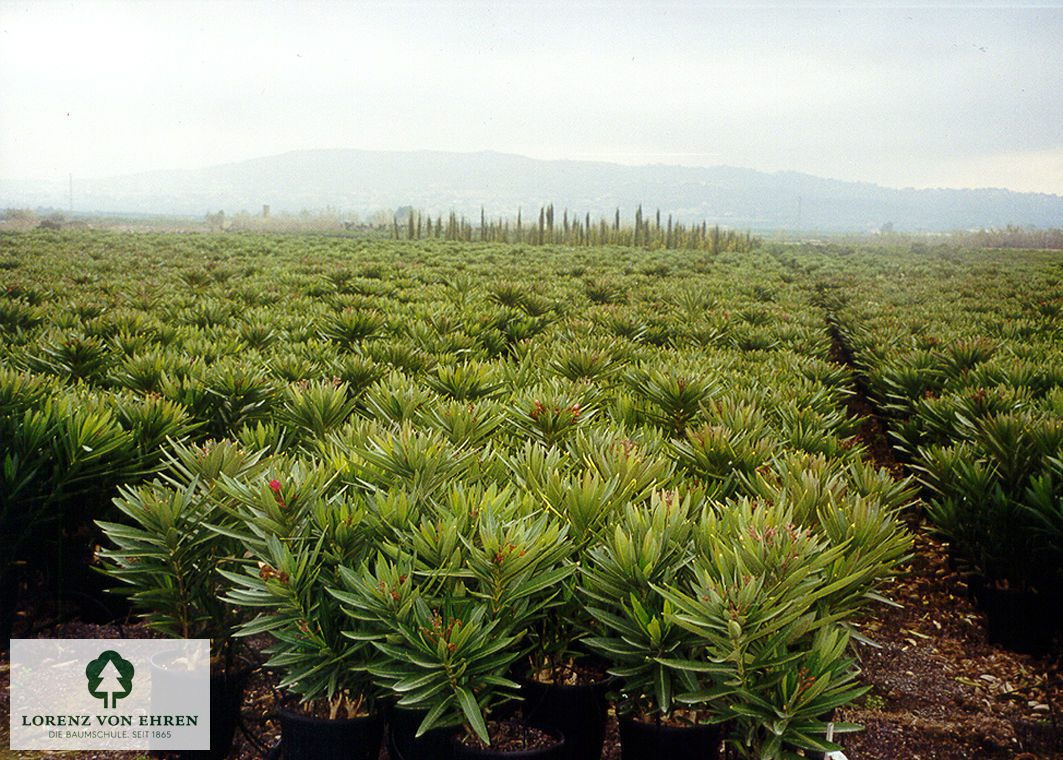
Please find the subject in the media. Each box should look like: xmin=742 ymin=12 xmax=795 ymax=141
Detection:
xmin=520 ymin=666 xmax=616 ymax=691
xmin=148 ymin=647 xmax=214 ymax=675
xmin=277 ymin=704 xmax=379 ymax=725
xmin=452 ymin=722 xmax=565 ymax=758
xmin=618 ymin=712 xmax=721 ymax=731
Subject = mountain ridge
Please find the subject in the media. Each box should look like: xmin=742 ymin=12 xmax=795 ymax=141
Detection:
xmin=2 ymin=149 xmax=1060 ymax=232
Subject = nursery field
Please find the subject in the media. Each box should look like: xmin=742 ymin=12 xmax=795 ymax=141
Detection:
xmin=1 ymin=230 xmax=1062 ymax=759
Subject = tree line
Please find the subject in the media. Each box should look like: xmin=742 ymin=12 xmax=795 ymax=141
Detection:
xmin=946 ymin=225 xmax=1063 ymax=251
xmin=389 ymin=204 xmax=760 ymax=253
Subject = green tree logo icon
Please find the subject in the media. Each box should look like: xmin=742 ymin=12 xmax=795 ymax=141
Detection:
xmin=85 ymin=650 xmax=135 ymax=708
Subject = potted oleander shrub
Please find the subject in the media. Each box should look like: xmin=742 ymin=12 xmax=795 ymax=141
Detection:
xmin=581 ymin=492 xmax=728 ymax=760
xmin=96 ymin=439 xmax=266 ymax=760
xmin=216 ymin=459 xmax=387 ymax=760
xmin=505 ymin=437 xmax=664 ymax=760
xmin=1024 ymin=452 xmax=1063 ymax=639
xmin=745 ymin=451 xmax=915 ymax=625
xmin=659 ymin=499 xmax=872 ymax=760
xmin=339 ymin=561 xmax=562 ymax=760
xmin=528 ymin=432 xmax=676 ymax=760
xmin=332 ymin=484 xmax=573 ymax=760
xmin=0 ymin=369 xmax=66 ymax=645
xmin=622 ymin=366 xmax=718 ymax=439
xmin=918 ymin=412 xmax=1063 ymax=653
xmin=458 ymin=486 xmax=577 ymax=760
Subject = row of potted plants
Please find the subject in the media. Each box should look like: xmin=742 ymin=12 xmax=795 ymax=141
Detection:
xmin=826 ymin=244 xmax=1063 ymax=654
xmin=97 ymin=433 xmax=911 ymax=760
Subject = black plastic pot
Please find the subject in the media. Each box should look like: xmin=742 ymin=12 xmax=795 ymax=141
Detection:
xmin=387 ymin=705 xmax=458 ymax=760
xmin=975 ymin=584 xmax=1061 ymax=655
xmin=452 ymin=724 xmax=565 ymax=760
xmin=277 ymin=707 xmax=384 ymax=760
xmin=0 ymin=566 xmax=18 ymax=653
xmin=199 ymin=667 xmax=252 ymax=760
xmin=150 ymin=654 xmax=251 ymax=760
xmin=617 ymin=715 xmax=721 ymax=760
xmin=520 ymin=676 xmax=612 ymax=760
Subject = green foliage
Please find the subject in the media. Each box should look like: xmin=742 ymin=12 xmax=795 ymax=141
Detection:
xmin=0 ymin=299 xmax=43 ymax=332
xmin=320 ymin=307 xmax=387 ymax=349
xmin=214 ymin=456 xmax=385 ymax=710
xmin=279 ymin=378 xmax=358 ymax=446
xmin=3 ymin=229 xmax=939 ymax=746
xmin=509 ymin=397 xmax=592 ymax=449
xmin=329 ymin=353 xmax=387 ymax=395
xmin=238 ymin=321 xmax=277 ymax=350
xmin=425 ymin=359 xmax=506 ymax=401
xmin=362 ymin=372 xmax=434 ymax=423
xmin=223 ymin=525 xmax=381 ymax=712
xmin=3 ymin=393 xmax=141 ymax=540
xmin=96 ymin=439 xmax=265 ymax=656
xmin=332 ymin=484 xmax=573 ymax=743
xmin=349 ymin=581 xmax=521 ymax=743
xmin=26 ymin=332 xmax=115 ymax=382
xmin=111 ymin=351 xmax=171 ymax=393
xmin=624 ymin=367 xmax=716 ymax=437
xmin=673 ymin=425 xmax=773 ymax=500
xmin=160 ymin=362 xmax=276 ymax=440
xmin=832 ymin=244 xmax=1063 ymax=607
xmin=658 ymin=500 xmax=872 ymax=758
xmin=581 ymin=492 xmax=713 ymax=719
xmin=111 ymin=393 xmax=196 ymax=463
xmin=585 ymin=280 xmax=625 ymax=305
xmin=1023 ymin=454 xmax=1063 ymax=585
xmin=421 ymin=398 xmax=504 ymax=447
xmin=548 ymin=344 xmax=627 ymax=383
xmin=339 ymin=425 xmax=480 ymax=500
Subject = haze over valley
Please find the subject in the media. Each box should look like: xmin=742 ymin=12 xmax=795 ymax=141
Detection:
xmin=4 ymin=149 xmax=1063 ymax=233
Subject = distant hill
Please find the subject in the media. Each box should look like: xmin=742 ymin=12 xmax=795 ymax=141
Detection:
xmin=3 ymin=149 xmax=1062 ymax=232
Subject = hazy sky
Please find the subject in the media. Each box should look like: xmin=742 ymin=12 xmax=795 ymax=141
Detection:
xmin=2 ymin=0 xmax=1062 ymax=194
